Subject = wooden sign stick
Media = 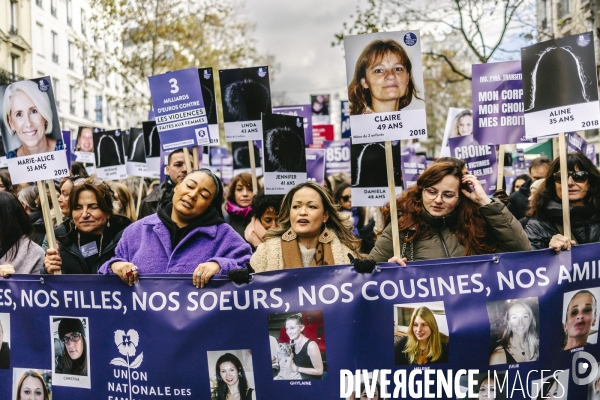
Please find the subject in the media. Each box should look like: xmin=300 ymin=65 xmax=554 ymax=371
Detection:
xmin=46 ymin=179 xmax=63 ymax=225
xmin=37 ymin=181 xmax=59 ymax=274
xmin=135 ymin=176 xmax=144 ymax=218
xmin=182 ymin=147 xmax=193 ymax=175
xmin=248 ymin=140 xmax=258 ymax=195
xmin=192 ymin=146 xmax=199 ymax=170
xmin=385 ymin=141 xmax=401 ymax=259
xmin=496 ymin=145 xmax=505 ymax=191
xmin=558 ymin=133 xmax=572 ymax=241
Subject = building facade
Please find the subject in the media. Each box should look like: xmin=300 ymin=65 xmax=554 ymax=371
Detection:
xmin=0 ymin=0 xmax=32 ymax=83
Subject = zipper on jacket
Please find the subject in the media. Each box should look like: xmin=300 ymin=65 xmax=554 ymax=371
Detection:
xmin=436 ymin=228 xmax=450 ymax=258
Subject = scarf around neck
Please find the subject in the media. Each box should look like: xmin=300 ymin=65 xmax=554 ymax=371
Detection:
xmin=226 ymin=200 xmax=252 ymax=218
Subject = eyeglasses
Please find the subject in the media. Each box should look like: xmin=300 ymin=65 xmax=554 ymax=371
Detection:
xmin=341 ymin=195 xmax=351 ymax=202
xmin=554 ymin=171 xmax=589 ymax=184
xmin=62 ymin=332 xmax=82 ymax=344
xmin=422 ymin=188 xmax=459 ymax=204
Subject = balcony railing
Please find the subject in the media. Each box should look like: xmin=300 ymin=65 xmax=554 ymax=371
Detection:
xmin=0 ymin=68 xmax=26 ymax=85
xmin=9 ymin=26 xmax=18 ymax=36
xmin=52 ymin=53 xmax=59 ymax=63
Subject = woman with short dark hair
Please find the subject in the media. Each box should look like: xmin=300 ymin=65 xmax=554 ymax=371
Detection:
xmin=55 ymin=318 xmax=87 ymax=376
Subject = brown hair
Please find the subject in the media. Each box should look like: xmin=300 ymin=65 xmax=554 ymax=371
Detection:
xmin=109 ymin=182 xmax=136 ymax=222
xmin=395 ymin=162 xmax=496 ymax=255
xmin=68 ymin=178 xmax=114 ymax=218
xmin=227 ymin=172 xmax=253 ymax=204
xmin=348 ymin=39 xmax=420 ymax=115
xmin=16 ymin=370 xmax=50 ymax=400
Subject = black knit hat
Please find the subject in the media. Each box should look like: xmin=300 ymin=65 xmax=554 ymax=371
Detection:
xmin=58 ymin=318 xmax=84 ymax=338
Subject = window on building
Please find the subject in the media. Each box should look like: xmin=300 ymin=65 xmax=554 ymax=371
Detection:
xmin=83 ymin=91 xmax=88 ymax=118
xmin=9 ymin=0 xmax=18 ymax=35
xmin=82 ymin=48 xmax=88 ymax=76
xmin=69 ymin=86 xmax=75 ymax=114
xmin=66 ymin=0 xmax=72 ymax=26
xmin=95 ymin=95 xmax=103 ymax=122
xmin=50 ymin=0 xmax=56 ymax=16
xmin=68 ymin=41 xmax=74 ymax=70
xmin=54 ymin=78 xmax=61 ymax=109
xmin=10 ymin=54 xmax=19 ymax=81
xmin=36 ymin=0 xmax=42 ymax=8
xmin=557 ymin=0 xmax=570 ymax=19
xmin=51 ymin=32 xmax=58 ymax=63
xmin=107 ymin=101 xmax=112 ymax=125
xmin=35 ymin=23 xmax=44 ymax=57
xmin=81 ymin=10 xmax=86 ymax=35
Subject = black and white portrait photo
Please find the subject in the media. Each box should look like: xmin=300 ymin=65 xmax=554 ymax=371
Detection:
xmin=262 ymin=113 xmax=306 ymax=173
xmin=127 ymin=127 xmax=146 ymax=163
xmin=219 ymin=67 xmax=271 ymax=123
xmin=93 ymin=129 xmax=125 ymax=168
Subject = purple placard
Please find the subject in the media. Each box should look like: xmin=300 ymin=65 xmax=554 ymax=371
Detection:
xmin=62 ymin=130 xmax=71 ymax=168
xmin=209 ymin=147 xmax=228 ymax=167
xmin=341 ymin=100 xmax=351 ymax=138
xmin=400 ymin=150 xmax=426 ymax=190
xmin=323 ymin=139 xmax=351 ymax=178
xmin=472 ymin=61 xmax=534 ymax=144
xmin=449 ymin=135 xmax=498 ymax=194
xmin=306 ymin=148 xmax=325 ymax=185
xmin=587 ymin=144 xmax=597 ymax=165
xmin=516 ymin=148 xmax=525 ymax=169
xmin=566 ymin=131 xmax=588 ymax=154
xmin=148 ymin=67 xmax=209 ymax=150
xmin=221 ymin=155 xmax=233 ymax=184
xmin=272 ymin=105 xmax=313 ymax=146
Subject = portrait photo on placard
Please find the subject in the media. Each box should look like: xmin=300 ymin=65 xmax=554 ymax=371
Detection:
xmin=142 ymin=120 xmax=161 ymax=158
xmin=351 ymin=140 xmax=401 ymax=188
xmin=562 ymin=287 xmax=600 ymax=350
xmin=344 ymin=31 xmax=425 ymax=116
xmin=12 ymin=368 xmax=52 ymax=400
xmin=75 ymin=126 xmax=95 ymax=153
xmin=456 ymin=372 xmax=508 ymax=400
xmin=232 ymin=141 xmax=262 ymax=170
xmin=219 ymin=67 xmax=271 ymax=123
xmin=200 ymin=68 xmax=218 ymax=126
xmin=522 ymin=32 xmax=598 ymax=113
xmin=393 ymin=301 xmax=449 ymax=366
xmin=588 ymin=363 xmax=600 ymax=400
xmin=262 ymin=113 xmax=306 ymax=173
xmin=50 ymin=316 xmax=91 ymax=388
xmin=0 ymin=77 xmax=64 ymax=158
xmin=267 ymin=310 xmax=326 ymax=380
xmin=207 ymin=349 xmax=256 ymax=400
xmin=94 ymin=129 xmax=125 ymax=168
xmin=530 ymin=369 xmax=569 ymax=400
xmin=486 ymin=297 xmax=540 ymax=365
xmin=0 ymin=313 xmax=10 ymax=369
xmin=127 ymin=127 xmax=146 ymax=163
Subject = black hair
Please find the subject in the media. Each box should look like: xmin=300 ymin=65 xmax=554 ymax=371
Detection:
xmin=188 ymin=169 xmax=225 ymax=218
xmin=264 ymin=126 xmax=305 ymax=172
xmin=251 ymin=193 xmax=283 ymax=219
xmin=167 ymin=148 xmax=184 ymax=165
xmin=511 ymin=174 xmax=530 ymax=193
xmin=214 ymin=353 xmax=249 ymax=400
xmin=0 ymin=191 xmax=34 ymax=261
xmin=223 ymin=79 xmax=270 ymax=121
xmin=70 ymin=162 xmax=89 ymax=177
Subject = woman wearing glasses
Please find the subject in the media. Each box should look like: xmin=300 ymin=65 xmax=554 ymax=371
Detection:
xmin=525 ymin=152 xmax=600 ymax=251
xmin=43 ymin=177 xmax=132 ymax=274
xmin=55 ymin=318 xmax=87 ymax=376
xmin=370 ymin=162 xmax=529 ymax=264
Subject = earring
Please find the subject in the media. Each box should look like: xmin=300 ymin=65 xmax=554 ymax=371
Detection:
xmin=238 ymin=372 xmax=242 ymax=377
xmin=107 ymin=220 xmax=110 ymax=228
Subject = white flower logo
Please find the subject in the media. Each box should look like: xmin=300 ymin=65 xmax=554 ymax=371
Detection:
xmin=111 ymin=329 xmax=143 ymax=400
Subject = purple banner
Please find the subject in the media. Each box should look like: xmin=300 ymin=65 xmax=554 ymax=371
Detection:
xmin=566 ymin=131 xmax=588 ymax=154
xmin=306 ymin=148 xmax=325 ymax=185
xmin=400 ymin=150 xmax=426 ymax=190
xmin=209 ymin=147 xmax=229 ymax=167
xmin=472 ymin=61 xmax=533 ymax=145
xmin=62 ymin=130 xmax=72 ymax=168
xmin=148 ymin=68 xmax=209 ymax=150
xmin=587 ymin=144 xmax=597 ymax=165
xmin=341 ymin=100 xmax=351 ymax=138
xmin=323 ymin=139 xmax=351 ymax=178
xmin=272 ymin=105 xmax=313 ymax=146
xmin=449 ymin=135 xmax=498 ymax=194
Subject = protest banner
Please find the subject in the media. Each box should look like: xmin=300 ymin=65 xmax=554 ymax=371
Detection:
xmin=341 ymin=100 xmax=351 ymax=138
xmin=142 ymin=121 xmax=161 ymax=179
xmin=312 ymin=125 xmax=334 ymax=148
xmin=74 ymin=126 xmax=97 ymax=164
xmin=440 ymin=108 xmax=472 ymax=158
xmin=2 ymin=243 xmax=600 ymax=399
xmin=449 ymin=135 xmax=498 ymax=195
xmin=343 ymin=31 xmax=427 ymax=144
xmin=310 ymin=94 xmax=331 ymax=125
xmin=306 ymin=148 xmax=325 ymax=185
xmin=199 ymin=67 xmax=220 ymax=146
xmin=262 ymin=113 xmax=307 ymax=194
xmin=148 ymin=67 xmax=210 ymax=151
xmin=566 ymin=131 xmax=588 ymax=155
xmin=0 ymin=77 xmax=69 ymax=185
xmin=231 ymin=141 xmax=262 ymax=177
xmin=126 ymin=127 xmax=151 ymax=177
xmin=273 ymin=105 xmax=314 ymax=147
xmin=323 ymin=139 xmax=351 ymax=178
xmin=400 ymin=148 xmax=426 ymax=190
xmin=93 ymin=129 xmax=127 ymax=180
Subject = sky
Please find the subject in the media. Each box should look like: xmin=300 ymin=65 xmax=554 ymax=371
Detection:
xmin=242 ymin=0 xmax=361 ymax=130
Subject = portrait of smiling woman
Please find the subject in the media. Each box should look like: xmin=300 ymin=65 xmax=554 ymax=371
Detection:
xmin=2 ymin=80 xmax=63 ymax=158
xmin=54 ymin=317 xmax=88 ymax=376
xmin=394 ymin=305 xmax=448 ymax=365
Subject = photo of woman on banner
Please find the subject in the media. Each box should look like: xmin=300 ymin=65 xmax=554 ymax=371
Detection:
xmin=562 ymin=288 xmax=599 ymax=350
xmin=0 ymin=314 xmax=9 ymax=370
xmin=220 ymin=67 xmax=271 ymax=123
xmin=457 ymin=373 xmax=507 ymax=400
xmin=450 ymin=109 xmax=473 ymax=138
xmin=209 ymin=351 xmax=256 ymax=400
xmin=1 ymin=79 xmax=63 ymax=158
xmin=13 ymin=369 xmax=51 ymax=400
xmin=487 ymin=298 xmax=539 ymax=365
xmin=347 ymin=37 xmax=423 ymax=115
xmin=394 ymin=303 xmax=449 ymax=365
xmin=75 ymin=126 xmax=94 ymax=153
xmin=53 ymin=317 xmax=88 ymax=376
xmin=264 ymin=124 xmax=306 ymax=173
xmin=93 ymin=129 xmax=125 ymax=168
xmin=143 ymin=121 xmax=161 ymax=158
xmin=351 ymin=141 xmax=401 ymax=188
xmin=127 ymin=128 xmax=146 ymax=163
xmin=531 ymin=370 xmax=568 ymax=400
xmin=280 ymin=313 xmax=324 ymax=380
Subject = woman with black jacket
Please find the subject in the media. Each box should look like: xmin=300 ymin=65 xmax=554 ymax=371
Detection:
xmin=44 ymin=177 xmax=131 ymax=274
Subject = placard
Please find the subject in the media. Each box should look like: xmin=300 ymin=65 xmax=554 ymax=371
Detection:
xmin=93 ymin=129 xmax=127 ymax=180
xmin=262 ymin=113 xmax=307 ymax=194
xmin=232 ymin=141 xmax=262 ymax=176
xmin=148 ymin=67 xmax=209 ymax=150
xmin=449 ymin=135 xmax=498 ymax=194
xmin=219 ymin=66 xmax=272 ymax=142
xmin=221 ymin=155 xmax=233 ymax=184
xmin=310 ymin=94 xmax=330 ymax=125
xmin=400 ymin=148 xmax=426 ymax=190
xmin=306 ymin=148 xmax=325 ymax=185
xmin=1 ymin=77 xmax=69 ymax=184
xmin=344 ymin=31 xmax=427 ymax=143
xmin=126 ymin=127 xmax=153 ymax=177
xmin=351 ymin=140 xmax=402 ymax=206
xmin=522 ymin=32 xmax=600 ymax=138
xmin=272 ymin=105 xmax=313 ymax=146
xmin=341 ymin=100 xmax=351 ymax=138
xmin=142 ymin=121 xmax=161 ymax=179
xmin=75 ymin=126 xmax=99 ymax=163
xmin=323 ymin=139 xmax=351 ymax=178
xmin=199 ymin=67 xmax=220 ymax=146
xmin=62 ymin=130 xmax=71 ymax=169
xmin=566 ymin=131 xmax=588 ymax=155
xmin=439 ymin=107 xmax=471 ymax=158
xmin=311 ymin=124 xmax=334 ymax=148
xmin=472 ymin=61 xmax=534 ymax=144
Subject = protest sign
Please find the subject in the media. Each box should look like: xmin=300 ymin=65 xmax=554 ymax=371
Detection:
xmin=351 ymin=140 xmax=402 ymax=206
xmin=231 ymin=141 xmax=262 ymax=176
xmin=221 ymin=155 xmax=233 ymax=184
xmin=1 ymin=77 xmax=69 ymax=184
xmin=472 ymin=61 xmax=534 ymax=145
xmin=126 ymin=127 xmax=153 ymax=177
xmin=440 ymin=108 xmax=472 ymax=158
xmin=400 ymin=148 xmax=426 ymax=190
xmin=522 ymin=32 xmax=600 ymax=138
xmin=142 ymin=121 xmax=161 ymax=179
xmin=323 ymin=139 xmax=351 ymax=178
xmin=272 ymin=105 xmax=313 ymax=147
xmin=199 ymin=67 xmax=220 ymax=146
xmin=219 ymin=66 xmax=272 ymax=142
xmin=306 ymin=148 xmax=325 ymax=185
xmin=344 ymin=31 xmax=427 ymax=144
xmin=310 ymin=94 xmax=330 ymax=125
xmin=74 ymin=126 xmax=97 ymax=163
xmin=341 ymin=100 xmax=351 ymax=138
xmin=148 ymin=67 xmax=210 ymax=150
xmin=2 ymin=244 xmax=600 ymax=399
xmin=449 ymin=135 xmax=498 ymax=194
xmin=93 ymin=129 xmax=127 ymax=180
xmin=262 ymin=113 xmax=307 ymax=194
xmin=587 ymin=144 xmax=597 ymax=165
xmin=312 ymin=125 xmax=334 ymax=148
xmin=62 ymin=130 xmax=71 ymax=169
xmin=566 ymin=131 xmax=588 ymax=155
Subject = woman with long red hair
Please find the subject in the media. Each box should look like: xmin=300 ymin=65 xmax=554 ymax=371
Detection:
xmin=370 ymin=162 xmax=529 ymax=264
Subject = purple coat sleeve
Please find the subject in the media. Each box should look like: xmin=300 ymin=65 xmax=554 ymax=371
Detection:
xmin=98 ymin=221 xmax=138 ymax=275
xmin=208 ymin=224 xmax=252 ymax=274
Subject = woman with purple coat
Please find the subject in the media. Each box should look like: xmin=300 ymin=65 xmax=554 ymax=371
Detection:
xmin=99 ymin=169 xmax=252 ymax=288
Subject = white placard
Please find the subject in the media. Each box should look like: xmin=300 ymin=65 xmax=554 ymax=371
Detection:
xmin=524 ymin=101 xmax=600 ymax=138
xmin=350 ymin=108 xmax=427 ymax=144
xmin=7 ymin=150 xmax=69 ymax=184
xmin=146 ymin=157 xmax=161 ymax=178
xmin=126 ymin=161 xmax=154 ymax=177
xmin=0 ymin=156 xmax=6 ymax=168
xmin=264 ymin=172 xmax=307 ymax=194
xmin=224 ymin=120 xmax=263 ymax=142
xmin=352 ymin=186 xmax=403 ymax=207
xmin=75 ymin=151 xmax=95 ymax=163
xmin=96 ymin=164 xmax=127 ymax=180
xmin=208 ymin=124 xmax=220 ymax=146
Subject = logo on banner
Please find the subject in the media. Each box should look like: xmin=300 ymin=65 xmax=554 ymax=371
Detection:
xmin=297 ymin=118 xmax=303 ymax=128
xmin=257 ymin=67 xmax=267 ymax=78
xmin=403 ymin=32 xmax=417 ymax=46
xmin=38 ymin=79 xmax=50 ymax=92
xmin=577 ymin=34 xmax=591 ymax=47
xmin=203 ymin=69 xmax=211 ymax=80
